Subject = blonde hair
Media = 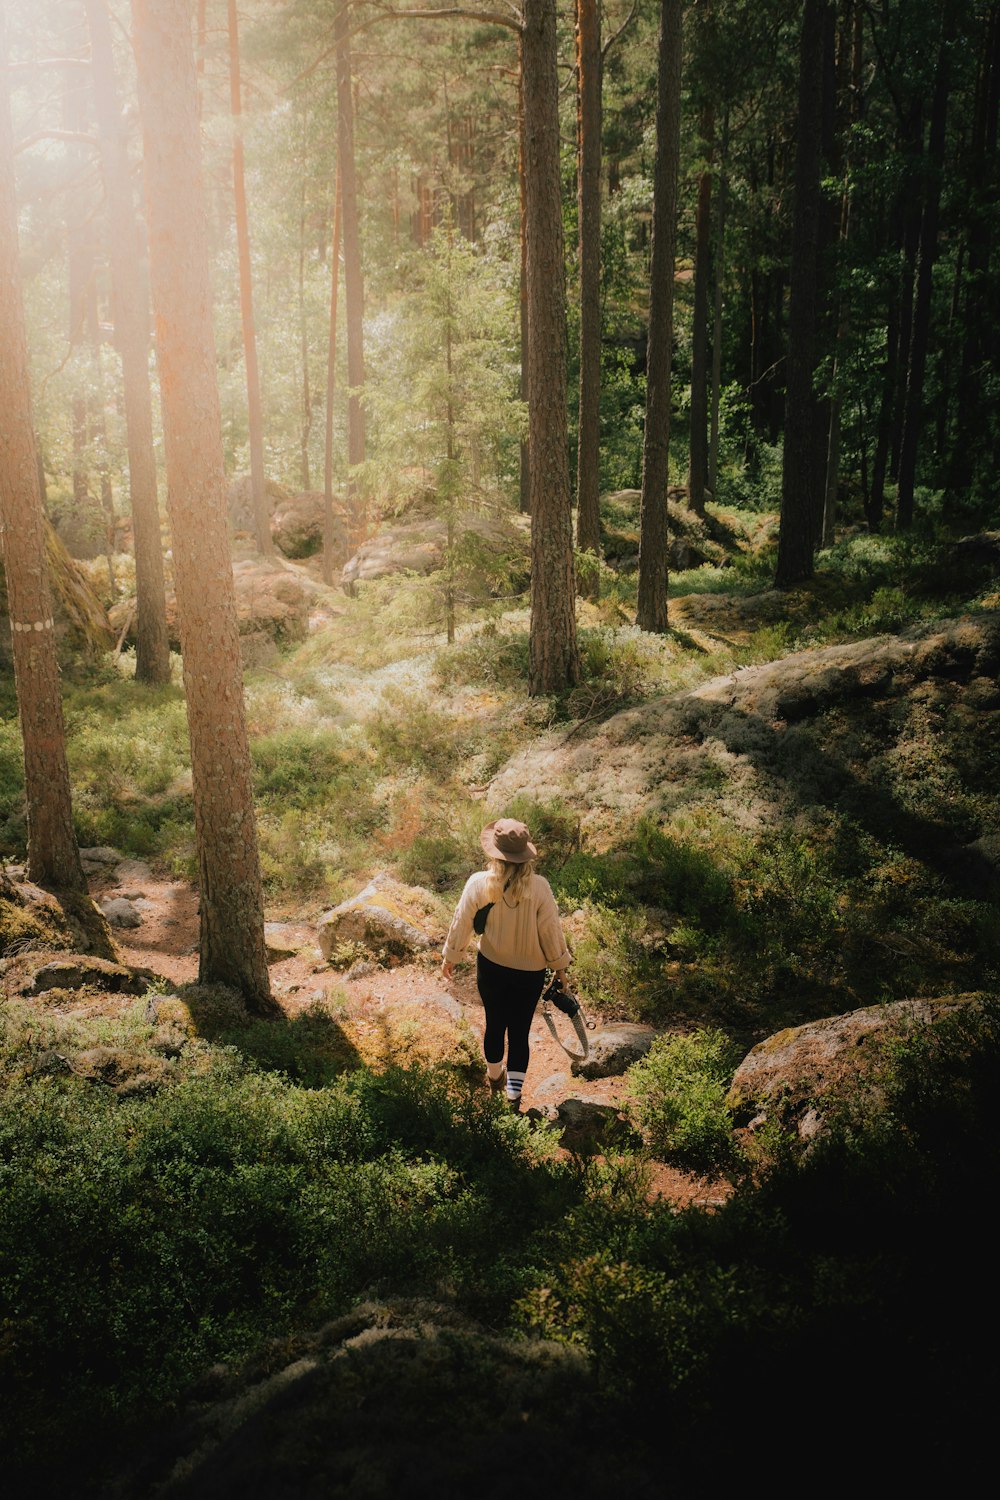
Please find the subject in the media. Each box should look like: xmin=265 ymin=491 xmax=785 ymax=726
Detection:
xmin=485 ymin=857 xmax=535 ymax=906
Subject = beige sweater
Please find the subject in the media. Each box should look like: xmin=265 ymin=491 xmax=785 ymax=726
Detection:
xmin=442 ymin=871 xmax=572 ymax=973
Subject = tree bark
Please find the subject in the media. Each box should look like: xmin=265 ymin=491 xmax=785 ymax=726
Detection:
xmin=131 ymin=0 xmax=275 ymax=1015
xmin=774 ymin=0 xmax=830 ymax=589
xmin=636 ymin=0 xmax=682 ymax=634
xmin=708 ymin=106 xmax=729 ymax=498
xmin=575 ymin=0 xmax=602 ymax=583
xmin=323 ymin=164 xmax=342 ymax=585
xmin=518 ymin=73 xmax=530 ymax=515
xmin=227 ymin=0 xmax=272 ymax=555
xmin=0 ymin=29 xmax=86 ymax=893
xmin=335 ymin=0 xmax=366 ymax=515
xmin=85 ymin=0 xmax=171 ymax=685
xmin=687 ymin=101 xmax=713 ymax=517
xmin=522 ymin=0 xmax=579 ymax=693
xmin=896 ymin=21 xmax=951 ymax=529
xmin=949 ymin=2 xmax=1000 ymax=497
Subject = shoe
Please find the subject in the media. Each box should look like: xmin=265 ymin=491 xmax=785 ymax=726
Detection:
xmin=507 ymin=1096 xmax=522 ymax=1113
xmin=488 ymin=1069 xmax=506 ymax=1097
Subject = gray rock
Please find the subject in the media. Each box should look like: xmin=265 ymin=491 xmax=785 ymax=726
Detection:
xmin=26 ymin=954 xmax=150 ymax=996
xmin=728 ymin=995 xmax=979 ymax=1130
xmin=264 ymin=922 xmax=318 ymax=962
xmin=571 ymin=1023 xmax=657 ymax=1079
xmin=554 ymin=1097 xmax=632 ymax=1154
xmin=113 ymin=858 xmax=154 ymax=885
xmin=79 ymin=846 xmax=120 ymax=867
xmin=317 ymin=874 xmax=439 ymax=963
xmin=99 ymin=897 xmax=143 ymax=929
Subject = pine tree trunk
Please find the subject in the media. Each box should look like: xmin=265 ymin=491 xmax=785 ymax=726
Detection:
xmin=687 ymin=102 xmax=713 ymax=517
xmin=85 ymin=0 xmax=171 ymax=685
xmin=950 ymin=2 xmax=1000 ymax=496
xmin=0 ymin=35 xmax=85 ymax=893
xmin=708 ymin=107 xmax=729 ymax=498
xmin=227 ymin=0 xmax=272 ymax=556
xmin=131 ymin=0 xmax=275 ymax=1015
xmin=522 ymin=0 xmax=580 ymax=694
xmin=896 ymin=24 xmax=951 ymax=529
xmin=518 ymin=74 xmax=530 ymax=516
xmin=775 ymin=0 xmax=829 ymax=589
xmin=323 ymin=165 xmax=342 ymax=586
xmin=575 ymin=0 xmax=602 ymax=583
xmin=335 ymin=0 xmax=366 ymax=508
xmin=636 ymin=0 xmax=682 ymax=634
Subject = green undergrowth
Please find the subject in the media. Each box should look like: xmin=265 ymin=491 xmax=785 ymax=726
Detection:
xmin=551 ymin=814 xmax=999 ymax=1036
xmin=0 ymin=997 xmax=572 ymax=1484
xmin=5 ymin=990 xmax=996 ymax=1491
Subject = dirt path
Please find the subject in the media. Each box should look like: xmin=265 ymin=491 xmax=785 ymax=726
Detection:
xmin=94 ymin=870 xmax=730 ymax=1210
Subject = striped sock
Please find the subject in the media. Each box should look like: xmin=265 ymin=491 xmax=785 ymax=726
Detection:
xmin=506 ymin=1070 xmax=526 ymax=1102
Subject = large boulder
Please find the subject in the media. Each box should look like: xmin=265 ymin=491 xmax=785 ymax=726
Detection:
xmin=271 ymin=491 xmax=350 ymax=563
xmin=341 ymin=508 xmax=530 ymax=591
xmin=570 ymin=1022 xmax=657 ymax=1079
xmin=317 ymin=873 xmax=445 ymax=965
xmin=108 ymin=553 xmax=335 ymax=651
xmin=226 ymin=474 xmax=290 ymax=534
xmin=0 ymin=872 xmax=117 ymax=961
xmin=727 ymin=994 xmax=980 ymax=1137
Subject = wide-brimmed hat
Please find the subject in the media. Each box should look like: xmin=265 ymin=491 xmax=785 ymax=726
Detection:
xmin=480 ymin=818 xmax=537 ymax=864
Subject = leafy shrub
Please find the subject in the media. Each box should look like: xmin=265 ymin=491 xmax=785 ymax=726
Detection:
xmin=397 ymin=832 xmax=469 ymax=890
xmin=625 ymin=1028 xmax=741 ymax=1174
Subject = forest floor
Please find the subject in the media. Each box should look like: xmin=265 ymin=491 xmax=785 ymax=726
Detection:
xmin=90 ymin=865 xmax=731 ymax=1211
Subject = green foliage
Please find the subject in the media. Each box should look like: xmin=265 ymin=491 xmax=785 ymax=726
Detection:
xmin=626 ymin=1029 xmax=741 ymax=1174
xmin=0 ymin=1002 xmax=572 ymax=1479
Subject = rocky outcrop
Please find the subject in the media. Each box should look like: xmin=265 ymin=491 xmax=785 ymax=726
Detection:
xmin=103 ymin=1299 xmax=653 ymax=1500
xmin=109 ymin=552 xmax=338 ymax=652
xmin=0 ymin=873 xmax=117 ymax=961
xmin=317 ymin=874 xmax=445 ymax=965
xmin=271 ymin=491 xmax=350 ymax=563
xmin=487 ymin=613 xmax=1000 ymax=877
xmin=341 ymin=508 xmax=529 ymax=591
xmin=727 ymin=994 xmax=979 ymax=1137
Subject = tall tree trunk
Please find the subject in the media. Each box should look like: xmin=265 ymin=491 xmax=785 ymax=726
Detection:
xmin=896 ymin=23 xmax=951 ymax=529
xmin=687 ymin=101 xmax=714 ymax=516
xmin=822 ymin=0 xmax=864 ymax=548
xmin=298 ymin=177 xmax=312 ymax=491
xmin=227 ymin=0 xmax=272 ymax=555
xmin=323 ymin=164 xmax=342 ymax=585
xmin=708 ymin=106 xmax=729 ymax=498
xmin=0 ymin=30 xmax=86 ymax=894
xmin=575 ymin=0 xmax=602 ymax=585
xmin=636 ymin=0 xmax=682 ymax=634
xmin=522 ymin=0 xmax=579 ymax=693
xmin=775 ymin=0 xmax=830 ymax=589
xmin=518 ymin=70 xmax=530 ymax=515
xmin=889 ymin=102 xmax=924 ymax=482
xmin=335 ymin=0 xmax=366 ymax=520
xmin=949 ymin=1 xmax=1000 ymax=498
xmin=131 ymin=0 xmax=275 ymax=1015
xmin=85 ymin=0 xmax=171 ymax=685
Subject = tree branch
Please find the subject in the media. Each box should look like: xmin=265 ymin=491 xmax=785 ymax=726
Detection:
xmin=601 ymin=1 xmax=637 ymax=63
xmin=15 ymin=129 xmax=100 ymax=156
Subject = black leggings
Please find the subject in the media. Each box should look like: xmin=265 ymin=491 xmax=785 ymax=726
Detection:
xmin=477 ymin=951 xmax=546 ymax=1074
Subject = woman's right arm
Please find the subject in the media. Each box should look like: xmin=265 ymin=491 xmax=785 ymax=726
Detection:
xmin=442 ymin=874 xmax=482 ymax=968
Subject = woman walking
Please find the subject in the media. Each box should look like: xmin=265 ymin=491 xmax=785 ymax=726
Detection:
xmin=441 ymin=818 xmax=572 ymax=1111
